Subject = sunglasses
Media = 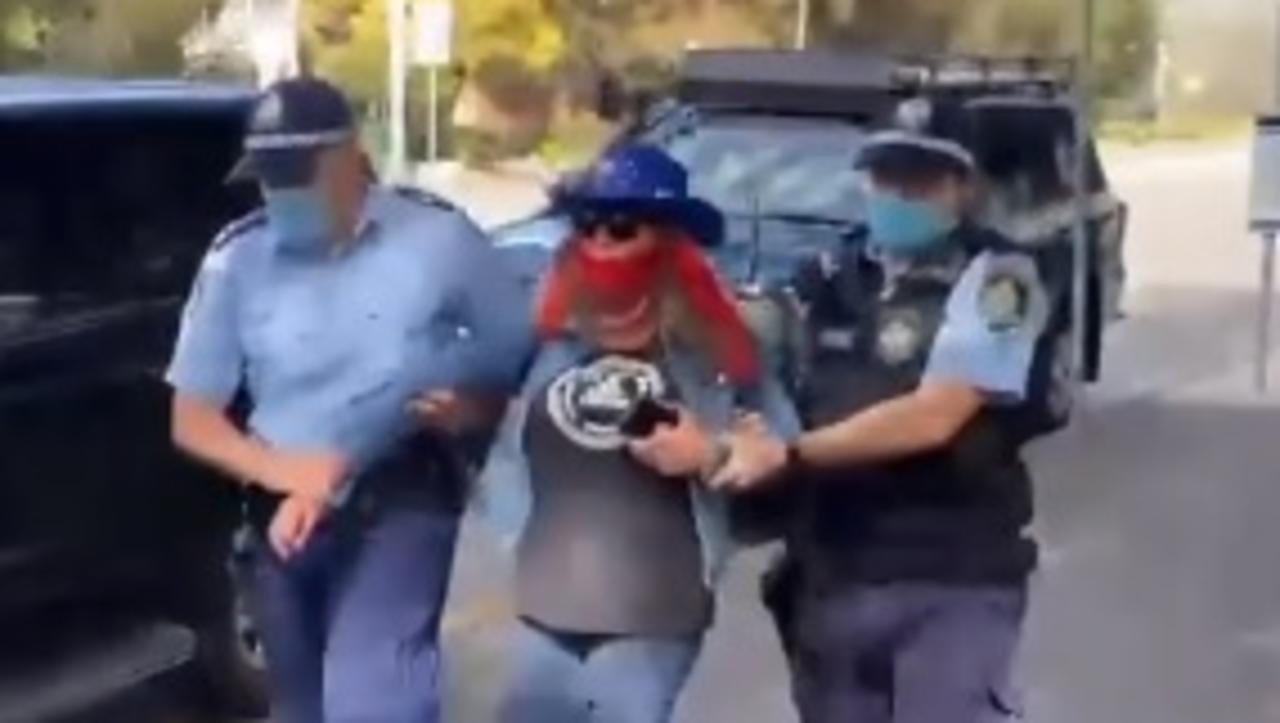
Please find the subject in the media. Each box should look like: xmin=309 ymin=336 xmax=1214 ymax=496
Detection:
xmin=572 ymin=212 xmax=650 ymax=243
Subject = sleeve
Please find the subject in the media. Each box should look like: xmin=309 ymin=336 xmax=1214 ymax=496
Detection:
xmin=736 ymin=375 xmax=802 ymax=442
xmin=164 ymin=246 xmax=245 ymax=407
xmin=444 ymin=212 xmax=537 ymax=393
xmin=923 ymin=251 xmax=1050 ymax=402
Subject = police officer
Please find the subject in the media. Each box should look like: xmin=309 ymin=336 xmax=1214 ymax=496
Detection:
xmin=165 ymin=78 xmax=531 ymax=723
xmin=699 ymin=99 xmax=1071 ymax=722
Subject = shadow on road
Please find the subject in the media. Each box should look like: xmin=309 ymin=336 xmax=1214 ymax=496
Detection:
xmin=1027 ymin=395 xmax=1280 ymax=723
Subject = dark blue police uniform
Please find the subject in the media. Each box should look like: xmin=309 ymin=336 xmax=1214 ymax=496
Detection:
xmin=768 ymin=101 xmax=1071 ymax=723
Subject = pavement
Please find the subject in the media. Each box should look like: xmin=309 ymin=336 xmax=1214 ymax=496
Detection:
xmin=434 ymin=140 xmax=1280 ymax=722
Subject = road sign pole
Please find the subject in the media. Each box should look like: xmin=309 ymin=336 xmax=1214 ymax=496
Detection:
xmin=795 ymin=0 xmax=810 ymax=50
xmin=428 ymin=64 xmax=440 ymax=162
xmin=1070 ymin=0 xmax=1096 ymax=388
xmin=1274 ymin=0 xmax=1280 ymax=108
xmin=412 ymin=1 xmax=453 ymax=164
xmin=388 ymin=0 xmax=408 ymax=182
xmin=1258 ymin=232 xmax=1277 ymax=392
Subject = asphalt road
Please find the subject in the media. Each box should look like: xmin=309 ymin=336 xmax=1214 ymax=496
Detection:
xmin=437 ymin=140 xmax=1280 ymax=723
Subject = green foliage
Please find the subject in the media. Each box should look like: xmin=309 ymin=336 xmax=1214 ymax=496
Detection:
xmin=0 ymin=0 xmax=213 ymax=74
xmin=806 ymin=0 xmax=1157 ymax=100
xmin=1092 ymin=0 xmax=1157 ymax=99
xmin=304 ymin=0 xmax=389 ymax=107
xmin=456 ymin=0 xmax=563 ymax=71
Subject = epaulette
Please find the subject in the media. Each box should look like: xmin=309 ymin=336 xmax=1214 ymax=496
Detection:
xmin=391 ymin=184 xmax=459 ymax=213
xmin=211 ymin=209 xmax=267 ymax=251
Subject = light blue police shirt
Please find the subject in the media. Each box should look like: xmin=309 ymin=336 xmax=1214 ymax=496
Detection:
xmin=923 ymin=250 xmax=1050 ymax=400
xmin=166 ymin=186 xmax=533 ymax=503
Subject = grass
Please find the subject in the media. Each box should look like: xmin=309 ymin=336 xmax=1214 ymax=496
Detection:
xmin=1098 ymin=114 xmax=1254 ymax=146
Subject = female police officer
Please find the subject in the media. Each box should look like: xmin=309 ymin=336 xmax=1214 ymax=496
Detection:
xmin=646 ymin=99 xmax=1071 ymax=722
xmin=165 ymin=78 xmax=531 ymax=723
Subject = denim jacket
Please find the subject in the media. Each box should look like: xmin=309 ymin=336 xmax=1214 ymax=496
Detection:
xmin=475 ymin=336 xmax=801 ymax=586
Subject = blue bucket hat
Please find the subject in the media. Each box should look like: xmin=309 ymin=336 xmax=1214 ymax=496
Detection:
xmin=227 ymin=77 xmax=357 ymax=188
xmin=555 ymin=143 xmax=724 ymax=246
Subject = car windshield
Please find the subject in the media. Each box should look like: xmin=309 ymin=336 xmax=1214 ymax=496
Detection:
xmin=660 ymin=113 xmax=867 ymax=225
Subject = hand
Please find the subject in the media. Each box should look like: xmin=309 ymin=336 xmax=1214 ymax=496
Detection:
xmin=409 ymin=389 xmax=496 ymax=436
xmin=627 ymin=407 xmax=716 ymax=478
xmin=709 ymin=413 xmax=789 ymax=492
xmin=264 ymin=449 xmax=348 ymax=504
xmin=268 ymin=496 xmax=327 ymax=560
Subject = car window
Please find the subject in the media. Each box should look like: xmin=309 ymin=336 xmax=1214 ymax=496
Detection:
xmin=659 ymin=114 xmax=867 ymax=225
xmin=0 ymin=112 xmax=255 ymax=307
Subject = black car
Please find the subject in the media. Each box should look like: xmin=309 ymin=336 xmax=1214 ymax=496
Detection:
xmin=0 ymin=77 xmax=263 ymax=722
xmin=495 ymin=49 xmax=1128 ymax=395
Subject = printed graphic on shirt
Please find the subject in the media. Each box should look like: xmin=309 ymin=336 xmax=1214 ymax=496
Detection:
xmin=545 ymin=355 xmax=666 ymax=451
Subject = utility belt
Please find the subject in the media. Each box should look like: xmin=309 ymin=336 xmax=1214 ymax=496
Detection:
xmin=243 ymin=433 xmax=464 ymax=533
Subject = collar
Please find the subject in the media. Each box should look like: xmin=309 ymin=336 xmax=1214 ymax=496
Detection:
xmin=351 ymin=184 xmax=385 ymax=242
xmin=268 ymin=185 xmax=385 ymax=260
xmin=869 ymin=236 xmax=969 ymax=298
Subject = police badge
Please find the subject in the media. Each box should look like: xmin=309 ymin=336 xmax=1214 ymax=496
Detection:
xmin=875 ymin=310 xmax=925 ymax=365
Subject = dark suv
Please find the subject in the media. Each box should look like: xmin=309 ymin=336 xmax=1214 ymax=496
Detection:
xmin=0 ymin=77 xmax=261 ymax=722
xmin=496 ymin=50 xmax=1128 ymax=394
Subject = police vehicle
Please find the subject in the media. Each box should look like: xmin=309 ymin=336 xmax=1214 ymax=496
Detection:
xmin=494 ymin=48 xmax=1128 ymax=393
xmin=0 ymin=77 xmax=262 ymax=721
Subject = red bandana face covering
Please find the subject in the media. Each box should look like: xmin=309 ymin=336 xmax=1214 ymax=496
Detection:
xmin=536 ymin=233 xmax=760 ymax=386
xmin=573 ymin=243 xmax=664 ymax=318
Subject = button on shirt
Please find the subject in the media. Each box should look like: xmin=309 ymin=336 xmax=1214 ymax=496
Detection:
xmin=166 ymin=187 xmax=533 ymax=503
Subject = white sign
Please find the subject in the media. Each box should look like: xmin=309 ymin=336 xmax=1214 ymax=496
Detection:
xmin=249 ymin=0 xmax=300 ymax=87
xmin=413 ymin=1 xmax=454 ymax=66
xmin=1249 ymin=116 xmax=1280 ymax=231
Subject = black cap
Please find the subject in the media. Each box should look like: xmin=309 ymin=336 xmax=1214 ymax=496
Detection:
xmin=228 ymin=77 xmax=357 ymax=188
xmin=857 ymin=97 xmax=976 ymax=177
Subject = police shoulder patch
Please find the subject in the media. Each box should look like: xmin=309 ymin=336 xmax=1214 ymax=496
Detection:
xmin=211 ymin=209 xmax=267 ymax=251
xmin=976 ymin=253 xmax=1048 ymax=334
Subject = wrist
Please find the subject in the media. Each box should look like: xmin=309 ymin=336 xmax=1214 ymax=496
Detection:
xmin=230 ymin=437 xmax=274 ymax=491
xmin=782 ymin=438 xmax=807 ymax=477
xmin=250 ymin=445 xmax=293 ymax=495
xmin=699 ymin=433 xmax=732 ymax=481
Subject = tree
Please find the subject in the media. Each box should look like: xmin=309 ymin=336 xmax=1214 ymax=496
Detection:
xmin=303 ymin=0 xmax=388 ymax=108
xmin=806 ymin=0 xmax=1157 ymax=100
xmin=456 ymin=0 xmax=564 ymax=72
xmin=0 ymin=0 xmax=214 ymax=75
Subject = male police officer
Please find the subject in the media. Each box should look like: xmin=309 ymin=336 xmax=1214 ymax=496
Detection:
xmin=166 ymin=78 xmax=531 ymax=723
xmin=703 ymin=99 xmax=1071 ymax=722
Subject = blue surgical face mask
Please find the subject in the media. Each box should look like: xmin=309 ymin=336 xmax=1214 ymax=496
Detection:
xmin=262 ymin=186 xmax=334 ymax=251
xmin=865 ymin=190 xmax=958 ymax=255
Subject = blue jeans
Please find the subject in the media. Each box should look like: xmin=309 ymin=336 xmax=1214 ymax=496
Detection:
xmin=789 ymin=583 xmax=1025 ymax=723
xmin=238 ymin=501 xmax=458 ymax=723
xmin=498 ymin=621 xmax=702 ymax=723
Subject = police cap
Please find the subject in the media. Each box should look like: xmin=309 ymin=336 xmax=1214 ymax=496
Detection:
xmin=856 ymin=98 xmax=977 ymax=179
xmin=227 ymin=77 xmax=357 ymax=188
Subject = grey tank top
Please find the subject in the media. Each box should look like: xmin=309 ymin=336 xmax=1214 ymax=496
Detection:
xmin=516 ymin=353 xmax=711 ymax=636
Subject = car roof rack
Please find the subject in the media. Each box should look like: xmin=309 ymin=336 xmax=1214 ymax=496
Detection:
xmin=891 ymin=54 xmax=1076 ymax=94
xmin=675 ymin=49 xmax=1078 ymax=117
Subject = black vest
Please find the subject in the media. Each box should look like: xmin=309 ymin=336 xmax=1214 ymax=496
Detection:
xmin=787 ymin=225 xmax=1068 ymax=587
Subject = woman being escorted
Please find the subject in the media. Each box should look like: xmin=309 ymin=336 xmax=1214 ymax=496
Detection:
xmin=480 ymin=143 xmax=798 ymax=723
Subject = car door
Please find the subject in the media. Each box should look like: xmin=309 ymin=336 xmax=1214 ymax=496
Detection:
xmin=0 ymin=106 xmax=256 ymax=619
